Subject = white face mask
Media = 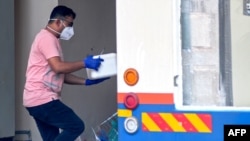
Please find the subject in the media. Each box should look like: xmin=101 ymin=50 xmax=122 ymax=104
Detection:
xmin=60 ymin=21 xmax=74 ymax=40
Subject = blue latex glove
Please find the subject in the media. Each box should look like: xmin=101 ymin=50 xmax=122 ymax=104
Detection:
xmin=85 ymin=77 xmax=110 ymax=86
xmin=84 ymin=55 xmax=104 ymax=71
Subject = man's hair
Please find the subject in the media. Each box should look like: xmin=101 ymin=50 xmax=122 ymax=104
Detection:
xmin=49 ymin=5 xmax=76 ymax=23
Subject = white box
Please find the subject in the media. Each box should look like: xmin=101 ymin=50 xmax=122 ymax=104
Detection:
xmin=86 ymin=53 xmax=117 ymax=80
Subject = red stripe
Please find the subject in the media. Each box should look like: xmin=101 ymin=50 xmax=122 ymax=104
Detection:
xmin=148 ymin=113 xmax=173 ymax=132
xmin=142 ymin=123 xmax=149 ymax=131
xmin=118 ymin=93 xmax=174 ymax=104
xmin=173 ymin=113 xmax=198 ymax=132
xmin=197 ymin=114 xmax=212 ymax=130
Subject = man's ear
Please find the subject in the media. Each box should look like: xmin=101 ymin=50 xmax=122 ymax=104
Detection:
xmin=56 ymin=19 xmax=62 ymax=27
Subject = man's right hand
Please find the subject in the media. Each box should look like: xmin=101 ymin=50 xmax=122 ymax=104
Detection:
xmin=83 ymin=55 xmax=104 ymax=71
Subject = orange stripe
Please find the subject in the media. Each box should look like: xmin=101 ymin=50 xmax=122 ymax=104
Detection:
xmin=197 ymin=114 xmax=212 ymax=130
xmin=142 ymin=123 xmax=149 ymax=131
xmin=148 ymin=113 xmax=173 ymax=132
xmin=117 ymin=93 xmax=173 ymax=104
xmin=173 ymin=113 xmax=198 ymax=132
xmin=142 ymin=112 xmax=212 ymax=133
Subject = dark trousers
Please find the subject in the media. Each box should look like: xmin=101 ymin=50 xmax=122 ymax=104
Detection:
xmin=26 ymin=100 xmax=84 ymax=141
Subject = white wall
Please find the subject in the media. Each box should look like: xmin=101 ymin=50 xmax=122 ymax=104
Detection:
xmin=231 ymin=0 xmax=250 ymax=107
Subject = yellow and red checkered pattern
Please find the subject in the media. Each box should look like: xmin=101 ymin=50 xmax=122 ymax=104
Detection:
xmin=142 ymin=112 xmax=212 ymax=133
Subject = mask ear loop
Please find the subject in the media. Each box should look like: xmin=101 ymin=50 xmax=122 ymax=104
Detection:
xmin=49 ymin=18 xmax=60 ymax=22
xmin=46 ymin=26 xmax=61 ymax=35
xmin=46 ymin=19 xmax=61 ymax=35
xmin=60 ymin=20 xmax=67 ymax=28
xmin=47 ymin=19 xmax=67 ymax=35
xmin=49 ymin=19 xmax=65 ymax=27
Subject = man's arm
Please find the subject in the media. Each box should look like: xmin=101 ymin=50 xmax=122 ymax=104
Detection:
xmin=48 ymin=56 xmax=85 ymax=74
xmin=64 ymin=74 xmax=110 ymax=86
xmin=64 ymin=74 xmax=110 ymax=85
xmin=64 ymin=74 xmax=86 ymax=85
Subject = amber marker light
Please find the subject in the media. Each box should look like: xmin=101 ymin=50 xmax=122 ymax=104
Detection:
xmin=123 ymin=68 xmax=139 ymax=86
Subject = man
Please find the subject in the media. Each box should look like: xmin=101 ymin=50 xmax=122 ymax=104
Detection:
xmin=23 ymin=5 xmax=108 ymax=141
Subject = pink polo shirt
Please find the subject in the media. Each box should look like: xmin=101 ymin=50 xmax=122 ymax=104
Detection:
xmin=23 ymin=29 xmax=65 ymax=107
